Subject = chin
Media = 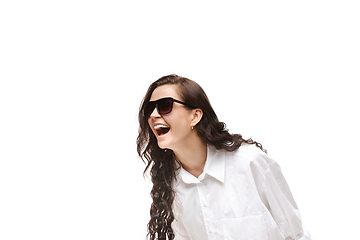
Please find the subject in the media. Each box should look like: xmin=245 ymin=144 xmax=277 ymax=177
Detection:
xmin=157 ymin=138 xmax=172 ymax=150
xmin=155 ymin=129 xmax=173 ymax=150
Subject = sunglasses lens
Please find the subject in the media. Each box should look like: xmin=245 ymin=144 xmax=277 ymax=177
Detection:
xmin=144 ymin=102 xmax=155 ymax=117
xmin=157 ymin=98 xmax=173 ymax=114
xmin=144 ymin=98 xmax=174 ymax=117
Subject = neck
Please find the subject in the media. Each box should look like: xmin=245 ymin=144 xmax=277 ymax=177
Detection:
xmin=172 ymin=133 xmax=207 ymax=178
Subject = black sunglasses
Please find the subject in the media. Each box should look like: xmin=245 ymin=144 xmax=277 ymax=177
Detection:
xmin=143 ymin=97 xmax=195 ymax=118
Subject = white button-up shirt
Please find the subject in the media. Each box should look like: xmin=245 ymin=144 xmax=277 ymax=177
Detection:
xmin=172 ymin=144 xmax=312 ymax=240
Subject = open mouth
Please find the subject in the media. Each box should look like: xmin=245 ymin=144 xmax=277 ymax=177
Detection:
xmin=154 ymin=124 xmax=170 ymax=136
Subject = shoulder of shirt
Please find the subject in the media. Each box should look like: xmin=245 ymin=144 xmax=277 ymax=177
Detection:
xmin=226 ymin=143 xmax=276 ymax=172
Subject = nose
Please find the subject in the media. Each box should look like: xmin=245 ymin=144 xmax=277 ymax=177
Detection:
xmin=149 ymin=107 xmax=161 ymax=118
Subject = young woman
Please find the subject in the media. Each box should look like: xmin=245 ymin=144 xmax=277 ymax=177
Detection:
xmin=137 ymin=74 xmax=311 ymax=240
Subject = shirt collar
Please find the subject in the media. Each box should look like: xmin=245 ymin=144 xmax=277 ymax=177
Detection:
xmin=174 ymin=145 xmax=226 ymax=185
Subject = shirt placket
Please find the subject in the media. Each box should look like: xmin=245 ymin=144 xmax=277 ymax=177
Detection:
xmin=197 ymin=181 xmax=215 ymax=240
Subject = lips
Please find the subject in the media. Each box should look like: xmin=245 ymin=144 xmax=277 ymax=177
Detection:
xmin=153 ymin=124 xmax=170 ymax=136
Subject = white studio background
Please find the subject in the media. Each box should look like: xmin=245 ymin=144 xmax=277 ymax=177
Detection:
xmin=0 ymin=1 xmax=359 ymax=239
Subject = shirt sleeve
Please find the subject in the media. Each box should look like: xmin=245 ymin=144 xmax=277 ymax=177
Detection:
xmin=250 ymin=152 xmax=312 ymax=240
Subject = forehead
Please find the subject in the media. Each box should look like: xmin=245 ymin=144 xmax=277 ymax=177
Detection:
xmin=150 ymin=84 xmax=181 ymax=101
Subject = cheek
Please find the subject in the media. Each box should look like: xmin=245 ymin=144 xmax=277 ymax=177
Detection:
xmin=166 ymin=114 xmax=191 ymax=137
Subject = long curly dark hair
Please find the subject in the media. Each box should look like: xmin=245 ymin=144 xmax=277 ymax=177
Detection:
xmin=137 ymin=74 xmax=266 ymax=240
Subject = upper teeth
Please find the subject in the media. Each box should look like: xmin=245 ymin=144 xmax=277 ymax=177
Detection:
xmin=154 ymin=124 xmax=169 ymax=130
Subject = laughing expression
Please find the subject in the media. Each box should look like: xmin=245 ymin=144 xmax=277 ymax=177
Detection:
xmin=148 ymin=85 xmax=193 ymax=150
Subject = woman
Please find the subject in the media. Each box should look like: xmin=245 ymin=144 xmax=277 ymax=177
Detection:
xmin=137 ymin=74 xmax=311 ymax=240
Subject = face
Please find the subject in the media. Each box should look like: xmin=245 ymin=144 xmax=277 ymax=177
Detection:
xmin=147 ymin=84 xmax=194 ymax=151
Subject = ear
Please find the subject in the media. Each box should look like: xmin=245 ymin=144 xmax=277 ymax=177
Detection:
xmin=190 ymin=108 xmax=203 ymax=127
